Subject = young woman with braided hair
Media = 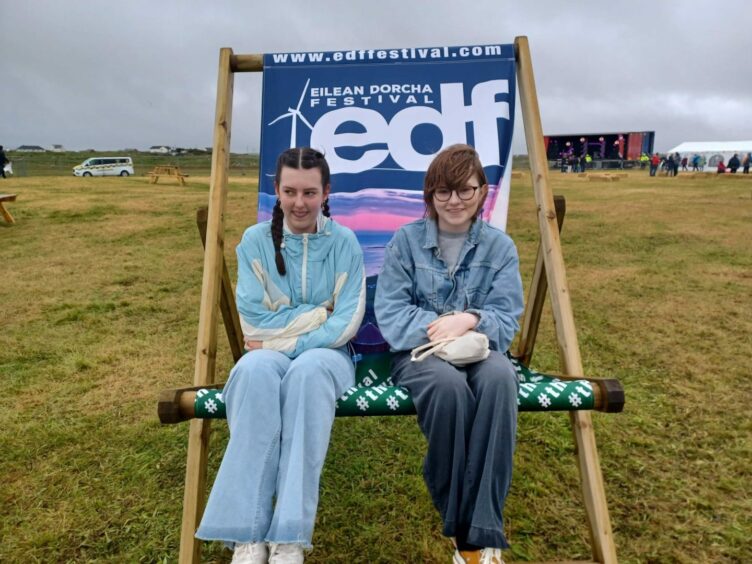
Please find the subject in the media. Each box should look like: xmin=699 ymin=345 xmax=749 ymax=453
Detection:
xmin=197 ymin=148 xmax=365 ymax=564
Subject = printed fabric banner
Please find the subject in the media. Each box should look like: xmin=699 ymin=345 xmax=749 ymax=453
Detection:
xmin=259 ymin=44 xmax=517 ymax=276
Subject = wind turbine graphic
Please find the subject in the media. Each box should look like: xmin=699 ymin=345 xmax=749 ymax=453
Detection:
xmin=268 ymin=78 xmax=313 ymax=148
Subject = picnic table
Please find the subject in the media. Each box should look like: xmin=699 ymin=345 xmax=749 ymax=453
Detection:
xmin=0 ymin=193 xmax=17 ymax=224
xmin=147 ymin=165 xmax=189 ymax=186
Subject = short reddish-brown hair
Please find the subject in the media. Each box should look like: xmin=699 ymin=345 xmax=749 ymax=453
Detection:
xmin=423 ymin=144 xmax=488 ymax=220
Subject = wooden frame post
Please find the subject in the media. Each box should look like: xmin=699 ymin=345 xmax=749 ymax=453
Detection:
xmin=196 ymin=207 xmax=245 ymax=364
xmin=515 ymin=195 xmax=565 ymax=366
xmin=515 ymin=36 xmax=618 ymax=563
xmin=179 ymin=47 xmax=235 ymax=564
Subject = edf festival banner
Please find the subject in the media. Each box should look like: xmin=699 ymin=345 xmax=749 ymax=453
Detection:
xmin=259 ymin=44 xmax=516 ymax=278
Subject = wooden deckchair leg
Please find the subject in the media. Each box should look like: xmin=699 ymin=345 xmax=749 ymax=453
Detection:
xmin=180 ymin=419 xmax=212 ymax=563
xmin=515 ymin=195 xmax=565 ymax=365
xmin=515 ymin=36 xmax=618 ymax=563
xmin=0 ymin=202 xmax=14 ymax=224
xmin=179 ymin=47 xmax=235 ymax=564
xmin=197 ymin=207 xmax=245 ymax=363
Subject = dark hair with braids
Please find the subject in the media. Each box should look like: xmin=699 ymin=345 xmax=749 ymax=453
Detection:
xmin=271 ymin=148 xmax=331 ymax=276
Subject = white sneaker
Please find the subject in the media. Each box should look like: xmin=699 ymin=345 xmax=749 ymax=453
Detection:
xmin=231 ymin=542 xmax=268 ymax=564
xmin=479 ymin=548 xmax=505 ymax=564
xmin=268 ymin=542 xmax=305 ymax=563
xmin=453 ymin=547 xmax=505 ymax=564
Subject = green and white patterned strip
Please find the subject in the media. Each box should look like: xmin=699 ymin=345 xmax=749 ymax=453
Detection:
xmin=193 ymin=352 xmax=595 ymax=418
xmin=336 ymin=383 xmax=415 ymax=416
xmin=194 ymin=388 xmax=225 ymax=418
xmin=509 ymin=355 xmax=595 ymax=410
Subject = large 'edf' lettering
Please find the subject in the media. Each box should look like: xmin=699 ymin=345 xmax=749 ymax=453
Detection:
xmin=310 ymin=80 xmax=509 ymax=174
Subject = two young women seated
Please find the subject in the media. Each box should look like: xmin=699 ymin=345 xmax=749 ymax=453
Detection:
xmin=196 ymin=145 xmax=523 ymax=564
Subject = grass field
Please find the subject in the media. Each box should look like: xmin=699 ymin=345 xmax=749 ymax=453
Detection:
xmin=1 ymin=169 xmax=750 ymax=563
xmin=4 ymin=150 xmax=257 ymax=178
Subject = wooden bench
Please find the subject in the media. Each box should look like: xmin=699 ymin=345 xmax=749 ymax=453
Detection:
xmin=0 ymin=193 xmax=17 ymax=224
xmin=147 ymin=165 xmax=189 ymax=186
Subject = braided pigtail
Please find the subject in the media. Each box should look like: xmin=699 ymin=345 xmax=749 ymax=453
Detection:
xmin=271 ymin=198 xmax=286 ymax=276
xmin=322 ymin=198 xmax=331 ymax=218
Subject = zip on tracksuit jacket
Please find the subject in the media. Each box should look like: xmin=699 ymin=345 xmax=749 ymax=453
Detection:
xmin=236 ymin=214 xmax=366 ymax=358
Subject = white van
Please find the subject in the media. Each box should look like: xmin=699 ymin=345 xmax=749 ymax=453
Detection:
xmin=73 ymin=156 xmax=134 ymax=177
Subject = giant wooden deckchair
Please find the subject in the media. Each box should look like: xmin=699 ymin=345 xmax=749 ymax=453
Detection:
xmin=158 ymin=36 xmax=624 ymax=563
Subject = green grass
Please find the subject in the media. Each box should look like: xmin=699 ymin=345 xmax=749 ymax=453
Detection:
xmin=1 ymin=170 xmax=751 ymax=562
xmin=4 ymin=150 xmax=258 ymax=177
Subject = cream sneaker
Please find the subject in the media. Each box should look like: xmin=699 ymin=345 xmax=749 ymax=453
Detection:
xmin=268 ymin=542 xmax=305 ymax=564
xmin=231 ymin=542 xmax=268 ymax=564
xmin=453 ymin=547 xmax=505 ymax=564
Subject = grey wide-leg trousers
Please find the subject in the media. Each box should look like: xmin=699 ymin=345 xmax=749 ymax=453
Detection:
xmin=391 ymin=350 xmax=518 ymax=549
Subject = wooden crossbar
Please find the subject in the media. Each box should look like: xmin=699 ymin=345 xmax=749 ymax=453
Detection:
xmin=159 ymin=371 xmax=623 ymax=424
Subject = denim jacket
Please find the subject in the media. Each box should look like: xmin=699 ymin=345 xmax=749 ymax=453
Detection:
xmin=375 ymin=218 xmax=523 ymax=353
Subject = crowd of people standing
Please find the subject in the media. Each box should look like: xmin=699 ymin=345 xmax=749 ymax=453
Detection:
xmin=647 ymin=152 xmax=693 ymax=176
xmin=647 ymin=152 xmax=752 ymax=176
xmin=559 ymin=153 xmax=591 ymax=173
xmin=554 ymin=149 xmax=752 ymax=177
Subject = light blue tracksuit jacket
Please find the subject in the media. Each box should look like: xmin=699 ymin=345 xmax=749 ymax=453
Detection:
xmin=236 ymin=215 xmax=366 ymax=357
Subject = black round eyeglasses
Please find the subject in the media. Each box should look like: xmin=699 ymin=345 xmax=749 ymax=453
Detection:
xmin=433 ymin=186 xmax=479 ymax=202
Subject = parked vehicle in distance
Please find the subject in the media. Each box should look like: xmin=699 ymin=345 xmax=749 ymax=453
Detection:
xmin=73 ymin=157 xmax=134 ymax=177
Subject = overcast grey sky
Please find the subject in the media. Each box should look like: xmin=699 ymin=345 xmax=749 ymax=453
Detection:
xmin=1 ymin=0 xmax=750 ymax=154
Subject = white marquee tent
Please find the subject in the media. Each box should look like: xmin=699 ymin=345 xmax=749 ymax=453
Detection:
xmin=667 ymin=141 xmax=752 ymax=172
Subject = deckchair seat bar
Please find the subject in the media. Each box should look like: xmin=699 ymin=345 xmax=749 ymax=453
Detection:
xmin=158 ymin=356 xmax=624 ymax=424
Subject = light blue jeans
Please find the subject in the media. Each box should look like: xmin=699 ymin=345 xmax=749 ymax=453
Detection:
xmin=195 ymin=347 xmax=355 ymax=548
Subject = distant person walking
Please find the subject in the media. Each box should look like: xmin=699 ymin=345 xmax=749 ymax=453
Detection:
xmin=0 ymin=146 xmax=8 ymax=179
xmin=680 ymin=156 xmax=688 ymax=171
xmin=717 ymin=158 xmax=726 ymax=174
xmin=666 ymin=154 xmax=675 ymax=176
xmin=649 ymin=153 xmax=660 ymax=176
xmin=728 ymin=153 xmax=741 ymax=173
xmin=742 ymin=153 xmax=751 ymax=174
xmin=691 ymin=154 xmax=700 ymax=172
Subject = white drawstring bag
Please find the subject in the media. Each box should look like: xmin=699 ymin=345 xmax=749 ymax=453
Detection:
xmin=410 ymin=331 xmax=490 ymax=367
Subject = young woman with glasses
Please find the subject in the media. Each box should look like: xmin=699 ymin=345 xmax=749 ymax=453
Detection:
xmin=375 ymin=144 xmax=523 ymax=564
